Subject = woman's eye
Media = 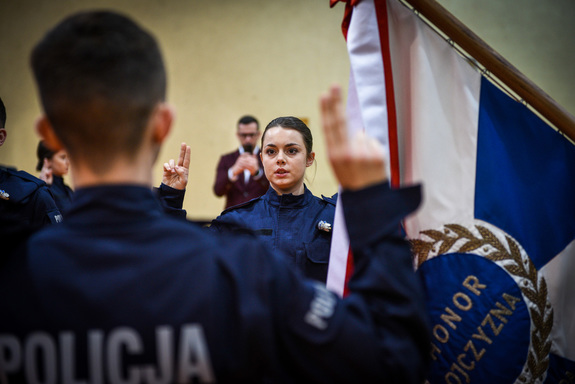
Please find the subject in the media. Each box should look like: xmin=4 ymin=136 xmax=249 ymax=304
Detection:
xmin=288 ymin=148 xmax=298 ymax=155
xmin=266 ymin=149 xmax=276 ymax=155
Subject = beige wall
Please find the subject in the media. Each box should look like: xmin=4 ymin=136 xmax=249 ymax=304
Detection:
xmin=435 ymin=0 xmax=575 ymax=122
xmin=1 ymin=0 xmax=573 ymax=220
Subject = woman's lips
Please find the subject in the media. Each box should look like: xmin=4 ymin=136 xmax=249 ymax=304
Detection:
xmin=275 ymin=168 xmax=288 ymax=177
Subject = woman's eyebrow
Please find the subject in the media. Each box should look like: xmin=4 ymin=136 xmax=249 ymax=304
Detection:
xmin=264 ymin=142 xmax=301 ymax=148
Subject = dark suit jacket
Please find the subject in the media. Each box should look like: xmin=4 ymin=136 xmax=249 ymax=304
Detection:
xmin=213 ymin=149 xmax=269 ymax=209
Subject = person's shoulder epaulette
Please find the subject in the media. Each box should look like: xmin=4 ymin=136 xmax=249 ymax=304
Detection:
xmin=321 ymin=193 xmax=338 ymax=206
xmin=220 ymin=195 xmax=263 ymax=215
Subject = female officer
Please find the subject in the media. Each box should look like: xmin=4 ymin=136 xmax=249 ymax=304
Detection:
xmin=37 ymin=140 xmax=73 ymax=213
xmin=210 ymin=116 xmax=336 ymax=283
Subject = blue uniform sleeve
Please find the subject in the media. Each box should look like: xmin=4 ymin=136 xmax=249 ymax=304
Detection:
xmin=260 ymin=182 xmax=430 ymax=383
xmin=208 ymin=216 xmax=255 ymax=235
xmin=154 ymin=183 xmax=187 ymax=219
xmin=34 ymin=186 xmax=63 ymax=225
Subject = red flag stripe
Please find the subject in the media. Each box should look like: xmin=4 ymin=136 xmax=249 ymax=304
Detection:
xmin=374 ymin=0 xmax=400 ymax=187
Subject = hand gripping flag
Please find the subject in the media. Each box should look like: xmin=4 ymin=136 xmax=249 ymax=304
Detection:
xmin=326 ymin=0 xmax=575 ymax=382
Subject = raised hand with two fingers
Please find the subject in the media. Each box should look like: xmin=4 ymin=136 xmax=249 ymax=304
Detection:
xmin=162 ymin=142 xmax=191 ymax=190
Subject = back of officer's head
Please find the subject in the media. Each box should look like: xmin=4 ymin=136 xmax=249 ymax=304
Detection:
xmin=30 ymin=11 xmax=166 ymax=174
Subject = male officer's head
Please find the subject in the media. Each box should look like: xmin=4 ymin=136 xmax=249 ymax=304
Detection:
xmin=30 ymin=11 xmax=173 ymax=179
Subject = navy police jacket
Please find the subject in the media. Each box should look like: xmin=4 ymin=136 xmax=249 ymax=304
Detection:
xmin=210 ymin=185 xmax=336 ymax=283
xmin=0 ymin=166 xmax=62 ymax=228
xmin=49 ymin=175 xmax=74 ymax=214
xmin=0 ymin=183 xmax=430 ymax=384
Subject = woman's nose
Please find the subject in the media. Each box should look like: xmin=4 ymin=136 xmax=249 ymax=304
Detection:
xmin=276 ymin=152 xmax=286 ymax=164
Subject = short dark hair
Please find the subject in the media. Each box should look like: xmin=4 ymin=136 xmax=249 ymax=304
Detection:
xmin=36 ymin=141 xmax=56 ymax=171
xmin=30 ymin=11 xmax=167 ymax=174
xmin=237 ymin=115 xmax=259 ymax=130
xmin=0 ymin=97 xmax=6 ymax=128
xmin=262 ymin=116 xmax=313 ymax=156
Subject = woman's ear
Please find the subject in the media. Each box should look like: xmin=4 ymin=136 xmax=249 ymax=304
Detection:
xmin=306 ymin=151 xmax=316 ymax=167
xmin=36 ymin=116 xmax=64 ymax=151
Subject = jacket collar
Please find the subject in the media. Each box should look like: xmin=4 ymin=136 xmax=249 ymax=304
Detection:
xmin=64 ymin=185 xmax=163 ymax=225
xmin=263 ymin=185 xmax=311 ymax=208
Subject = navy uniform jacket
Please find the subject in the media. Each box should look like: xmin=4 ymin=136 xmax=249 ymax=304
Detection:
xmin=49 ymin=175 xmax=74 ymax=213
xmin=0 ymin=165 xmax=62 ymax=228
xmin=0 ymin=182 xmax=430 ymax=384
xmin=210 ymin=186 xmax=336 ymax=283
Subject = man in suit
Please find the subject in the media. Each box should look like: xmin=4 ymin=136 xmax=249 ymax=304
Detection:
xmin=213 ymin=115 xmax=269 ymax=209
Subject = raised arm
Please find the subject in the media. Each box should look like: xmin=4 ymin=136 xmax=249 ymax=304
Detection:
xmin=155 ymin=142 xmax=190 ymax=218
xmin=320 ymin=85 xmax=387 ymax=190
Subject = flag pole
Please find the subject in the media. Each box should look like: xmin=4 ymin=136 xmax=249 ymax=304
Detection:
xmin=400 ymin=0 xmax=575 ymax=142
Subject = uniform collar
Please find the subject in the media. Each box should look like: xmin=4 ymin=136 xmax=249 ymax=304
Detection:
xmin=64 ymin=185 xmax=163 ymax=225
xmin=52 ymin=176 xmax=65 ymax=186
xmin=263 ymin=185 xmax=312 ymax=208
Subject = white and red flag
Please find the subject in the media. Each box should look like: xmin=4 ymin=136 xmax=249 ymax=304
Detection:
xmin=327 ymin=0 xmax=575 ymax=382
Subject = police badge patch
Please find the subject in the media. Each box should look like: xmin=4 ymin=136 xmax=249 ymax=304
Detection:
xmin=412 ymin=220 xmax=553 ymax=384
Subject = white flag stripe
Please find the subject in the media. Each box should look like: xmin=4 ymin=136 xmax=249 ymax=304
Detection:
xmin=386 ymin=0 xmax=481 ymax=238
xmin=326 ymin=190 xmax=349 ymax=296
xmin=347 ymin=0 xmax=391 ymax=162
